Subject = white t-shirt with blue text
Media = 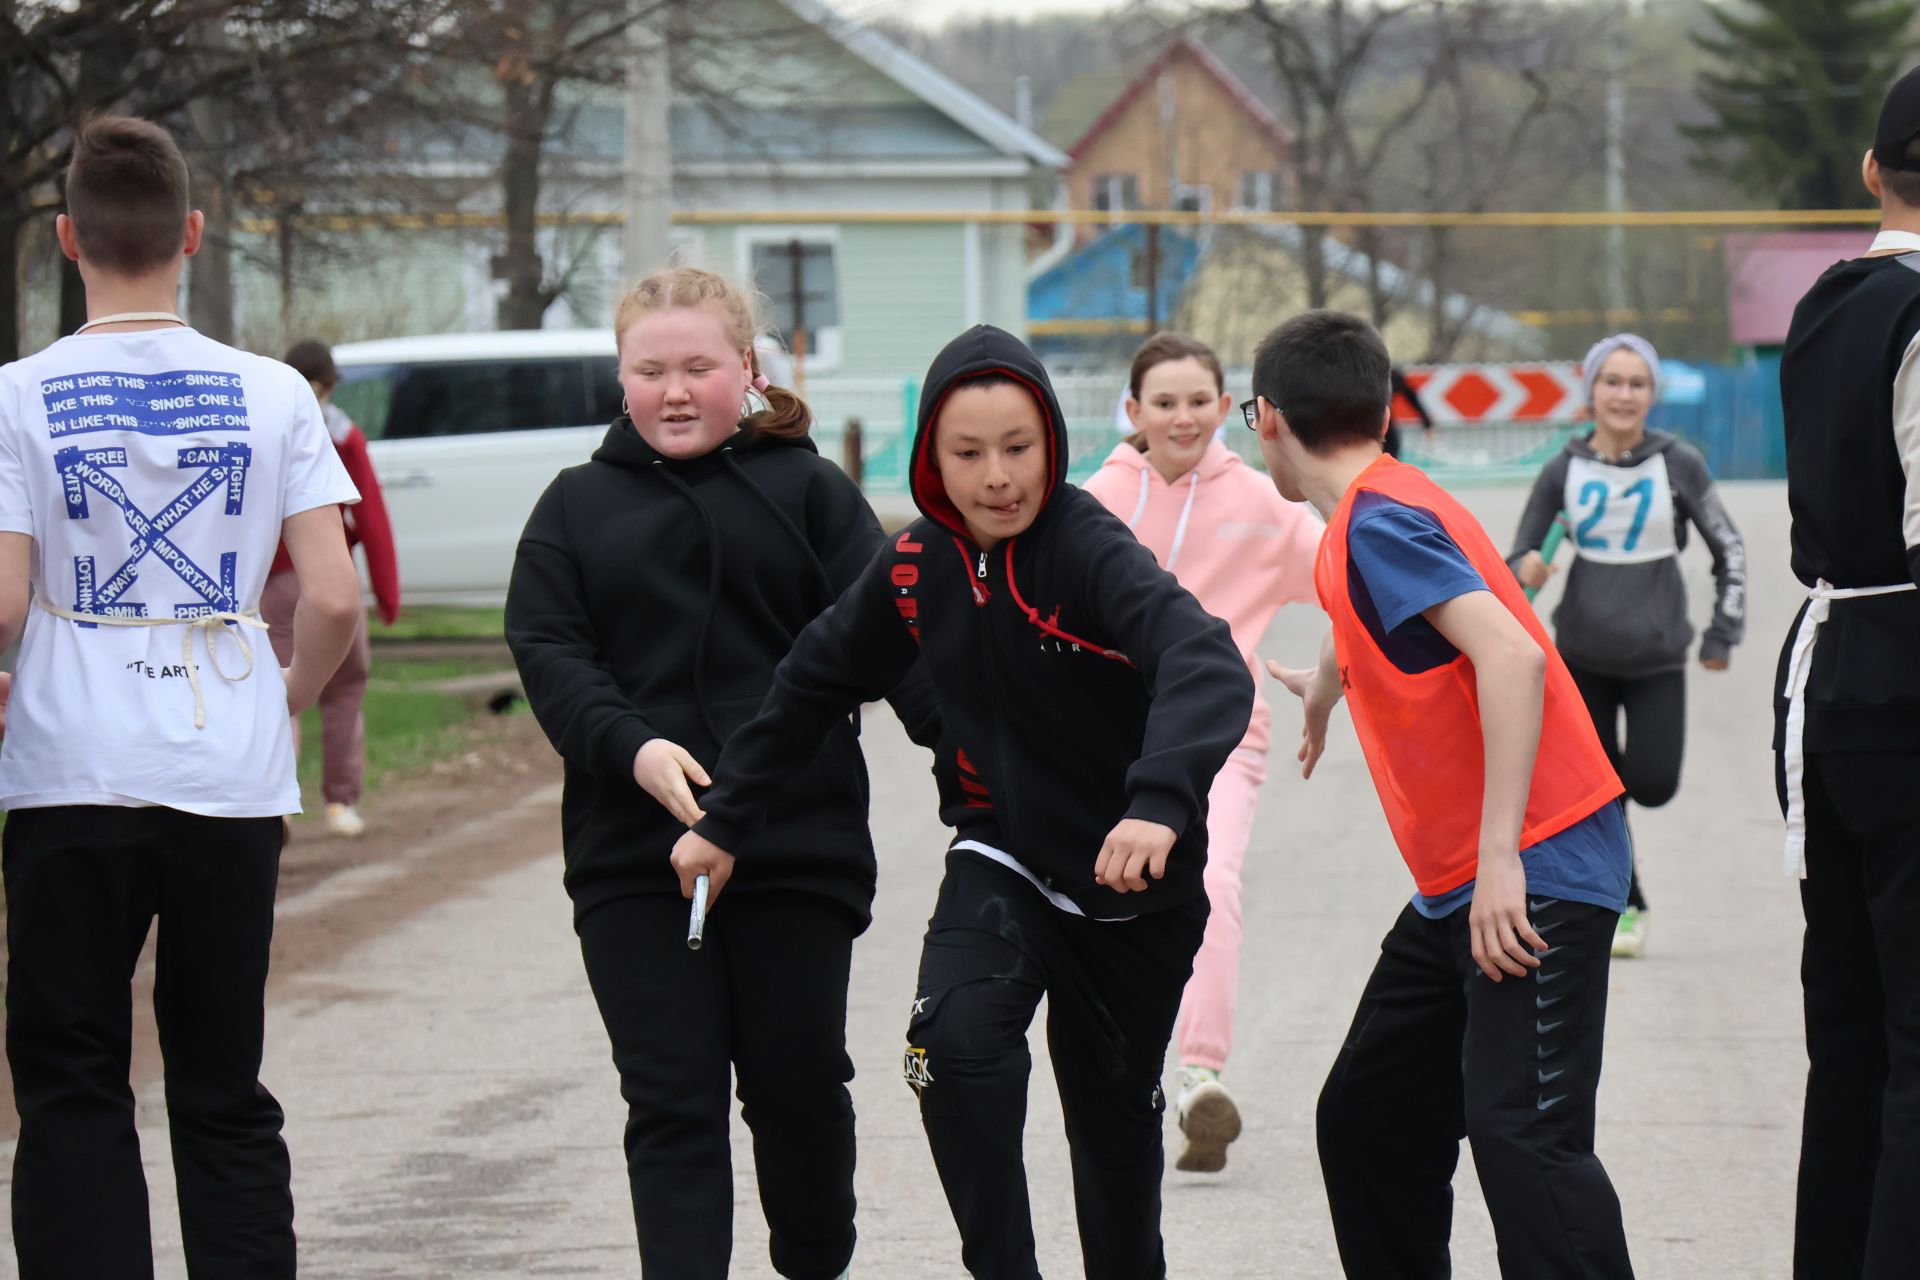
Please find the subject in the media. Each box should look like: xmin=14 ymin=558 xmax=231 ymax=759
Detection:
xmin=0 ymin=326 xmax=359 ymax=817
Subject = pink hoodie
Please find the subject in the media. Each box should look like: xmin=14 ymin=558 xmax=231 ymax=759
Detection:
xmin=1082 ymin=439 xmax=1322 ymax=754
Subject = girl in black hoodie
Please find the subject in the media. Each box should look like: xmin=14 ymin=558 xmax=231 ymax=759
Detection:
xmin=505 ymin=267 xmax=937 ymax=1280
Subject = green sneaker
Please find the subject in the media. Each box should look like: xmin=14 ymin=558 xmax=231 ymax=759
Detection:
xmin=1612 ymin=907 xmax=1647 ymax=959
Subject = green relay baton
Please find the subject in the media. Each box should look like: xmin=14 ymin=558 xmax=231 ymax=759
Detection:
xmin=1524 ymin=514 xmax=1571 ymax=602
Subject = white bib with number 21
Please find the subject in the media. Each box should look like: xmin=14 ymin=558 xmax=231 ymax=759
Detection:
xmin=1562 ymin=453 xmax=1676 ymax=566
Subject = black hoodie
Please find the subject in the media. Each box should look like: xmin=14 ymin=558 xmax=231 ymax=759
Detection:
xmin=506 ymin=417 xmax=939 ymax=926
xmin=694 ymin=326 xmax=1252 ymax=918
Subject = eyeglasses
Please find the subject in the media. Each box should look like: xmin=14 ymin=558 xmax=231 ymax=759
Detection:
xmin=1239 ymin=396 xmax=1272 ymax=430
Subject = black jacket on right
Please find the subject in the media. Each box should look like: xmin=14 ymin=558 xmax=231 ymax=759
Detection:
xmin=1776 ymin=251 xmax=1920 ymax=754
xmin=695 ymin=326 xmax=1252 ymax=918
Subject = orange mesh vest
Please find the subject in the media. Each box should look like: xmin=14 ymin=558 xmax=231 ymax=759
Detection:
xmin=1313 ymin=457 xmax=1622 ymax=895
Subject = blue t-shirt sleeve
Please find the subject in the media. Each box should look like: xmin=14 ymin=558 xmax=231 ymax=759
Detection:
xmin=1347 ymin=498 xmax=1489 ymax=633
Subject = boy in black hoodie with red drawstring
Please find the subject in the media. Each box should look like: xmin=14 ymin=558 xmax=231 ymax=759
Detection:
xmin=673 ymin=325 xmax=1251 ymax=1280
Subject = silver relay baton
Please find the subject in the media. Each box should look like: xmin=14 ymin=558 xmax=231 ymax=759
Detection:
xmin=688 ymin=873 xmax=710 ymax=951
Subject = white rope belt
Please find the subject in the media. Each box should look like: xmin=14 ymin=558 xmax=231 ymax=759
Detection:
xmin=1781 ymin=578 xmax=1919 ymax=876
xmin=34 ymin=596 xmax=268 ymax=730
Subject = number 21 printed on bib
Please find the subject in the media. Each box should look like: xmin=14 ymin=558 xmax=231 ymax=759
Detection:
xmin=1562 ymin=453 xmax=1675 ymax=566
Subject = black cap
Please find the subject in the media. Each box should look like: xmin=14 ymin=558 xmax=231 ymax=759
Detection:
xmin=1875 ymin=66 xmax=1920 ymax=170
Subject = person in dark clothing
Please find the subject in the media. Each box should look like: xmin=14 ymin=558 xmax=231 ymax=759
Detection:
xmin=1508 ymin=333 xmax=1747 ymax=957
xmin=505 ymin=266 xmax=937 ymax=1280
xmin=1775 ymin=70 xmax=1920 ymax=1280
xmin=1384 ymin=366 xmax=1433 ymax=460
xmin=671 ymin=324 xmax=1252 ymax=1280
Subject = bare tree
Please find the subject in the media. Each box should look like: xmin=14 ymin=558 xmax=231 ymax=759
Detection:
xmin=0 ymin=0 xmax=421 ymax=361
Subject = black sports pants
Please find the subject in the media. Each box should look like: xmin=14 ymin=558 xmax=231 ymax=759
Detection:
xmin=577 ymin=889 xmax=861 ymax=1280
xmin=1317 ymin=899 xmax=1633 ymax=1279
xmin=1568 ymin=665 xmax=1686 ymax=911
xmin=1785 ymin=751 xmax=1920 ymax=1279
xmin=4 ymin=805 xmax=292 ymax=1280
xmin=904 ymin=851 xmax=1206 ymax=1280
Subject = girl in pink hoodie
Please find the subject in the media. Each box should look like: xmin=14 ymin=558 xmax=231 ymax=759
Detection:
xmin=1083 ymin=332 xmax=1322 ymax=1174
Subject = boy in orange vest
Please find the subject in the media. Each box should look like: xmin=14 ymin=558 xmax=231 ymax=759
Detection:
xmin=1252 ymin=312 xmax=1635 ymax=1278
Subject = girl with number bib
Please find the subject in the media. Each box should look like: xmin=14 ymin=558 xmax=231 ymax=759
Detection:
xmin=1507 ymin=334 xmax=1747 ymax=958
xmin=506 ymin=267 xmax=937 ymax=1280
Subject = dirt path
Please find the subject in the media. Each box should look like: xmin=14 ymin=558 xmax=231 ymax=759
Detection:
xmin=0 ymin=709 xmax=564 ymax=1140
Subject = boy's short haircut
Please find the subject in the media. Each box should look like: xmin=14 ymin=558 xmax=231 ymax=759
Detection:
xmin=63 ymin=115 xmax=190 ymax=277
xmin=1883 ymin=135 xmax=1920 ymax=209
xmin=1251 ymin=311 xmax=1392 ymax=454
xmin=283 ymin=340 xmax=339 ymax=390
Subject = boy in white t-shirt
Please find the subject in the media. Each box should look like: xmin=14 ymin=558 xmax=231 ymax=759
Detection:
xmin=0 ymin=116 xmax=362 ymax=1279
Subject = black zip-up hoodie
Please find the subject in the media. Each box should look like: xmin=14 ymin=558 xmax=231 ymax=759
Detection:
xmin=694 ymin=326 xmax=1251 ymax=918
xmin=506 ymin=417 xmax=940 ymax=926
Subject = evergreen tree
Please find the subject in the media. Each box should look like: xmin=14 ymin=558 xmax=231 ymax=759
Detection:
xmin=1685 ymin=0 xmax=1914 ymax=209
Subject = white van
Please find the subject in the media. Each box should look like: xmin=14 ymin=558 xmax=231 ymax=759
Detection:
xmin=330 ymin=330 xmax=621 ymax=607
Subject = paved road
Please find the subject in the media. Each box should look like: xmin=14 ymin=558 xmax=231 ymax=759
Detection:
xmin=1 ymin=482 xmax=1806 ymax=1277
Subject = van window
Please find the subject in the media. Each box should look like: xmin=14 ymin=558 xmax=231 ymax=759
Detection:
xmin=334 ymin=358 xmax=606 ymax=441
xmin=332 ymin=364 xmax=395 ymax=439
xmin=585 ymin=356 xmax=622 ymax=423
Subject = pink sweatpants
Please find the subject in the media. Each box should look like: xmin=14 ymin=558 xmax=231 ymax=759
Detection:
xmin=261 ymin=570 xmax=370 ymax=806
xmin=1175 ymin=746 xmax=1267 ymax=1071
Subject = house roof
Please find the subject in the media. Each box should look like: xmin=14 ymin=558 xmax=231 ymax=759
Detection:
xmin=1039 ymin=70 xmax=1140 ymax=152
xmin=775 ymin=0 xmax=1068 ymax=169
xmin=1066 ymin=36 xmax=1289 ymax=164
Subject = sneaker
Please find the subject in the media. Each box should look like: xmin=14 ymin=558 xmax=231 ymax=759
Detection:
xmin=324 ymin=803 xmax=367 ymax=838
xmin=1175 ymin=1066 xmax=1241 ymax=1173
xmin=1612 ymin=907 xmax=1647 ymax=959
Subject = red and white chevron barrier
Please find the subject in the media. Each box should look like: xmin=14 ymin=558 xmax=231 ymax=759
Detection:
xmin=1395 ymin=363 xmax=1586 ymax=424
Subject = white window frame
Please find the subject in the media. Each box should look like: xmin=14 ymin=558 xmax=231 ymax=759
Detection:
xmin=735 ymin=226 xmax=844 ymax=372
xmin=1236 ymin=171 xmax=1278 ymax=213
xmin=1173 ymin=183 xmax=1213 ymax=215
xmin=1092 ymin=173 xmax=1141 ymax=213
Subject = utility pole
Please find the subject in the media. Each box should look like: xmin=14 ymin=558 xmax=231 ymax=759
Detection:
xmin=1604 ymin=0 xmax=1630 ymax=321
xmin=623 ymin=4 xmax=673 ymax=285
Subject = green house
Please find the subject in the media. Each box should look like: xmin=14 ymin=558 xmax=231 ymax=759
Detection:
xmin=232 ymin=0 xmax=1064 ymax=380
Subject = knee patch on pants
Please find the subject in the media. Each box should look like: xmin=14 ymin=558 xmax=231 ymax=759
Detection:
xmin=902 ymin=980 xmax=1034 ymax=1102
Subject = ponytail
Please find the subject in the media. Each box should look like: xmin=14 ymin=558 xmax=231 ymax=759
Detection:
xmin=746 ymin=347 xmax=813 ymax=439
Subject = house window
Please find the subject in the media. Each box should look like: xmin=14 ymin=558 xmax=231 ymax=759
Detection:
xmin=744 ymin=233 xmax=842 ymax=368
xmin=1173 ymin=183 xmax=1212 ymax=215
xmin=1236 ymin=170 xmax=1289 ymax=212
xmin=1092 ymin=173 xmax=1141 ymax=212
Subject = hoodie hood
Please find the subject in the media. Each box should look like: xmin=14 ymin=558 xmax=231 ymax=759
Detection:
xmin=910 ymin=325 xmax=1068 ymax=540
xmin=1093 ymin=438 xmax=1246 ymax=559
xmin=1563 ymin=426 xmax=1676 ymax=466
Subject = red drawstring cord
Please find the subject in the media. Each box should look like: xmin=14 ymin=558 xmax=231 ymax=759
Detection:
xmin=1001 ymin=542 xmax=1134 ymax=667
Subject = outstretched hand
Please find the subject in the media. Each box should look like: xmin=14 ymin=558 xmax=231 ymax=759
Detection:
xmin=1266 ymin=657 xmax=1337 ymax=779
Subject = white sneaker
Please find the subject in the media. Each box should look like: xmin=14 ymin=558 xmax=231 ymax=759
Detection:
xmin=1175 ymin=1066 xmax=1241 ymax=1173
xmin=324 ymin=803 xmax=367 ymax=838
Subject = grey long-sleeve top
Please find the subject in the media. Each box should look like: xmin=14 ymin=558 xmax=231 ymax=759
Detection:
xmin=1507 ymin=429 xmax=1747 ymax=677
